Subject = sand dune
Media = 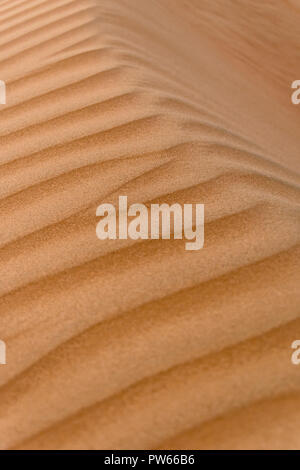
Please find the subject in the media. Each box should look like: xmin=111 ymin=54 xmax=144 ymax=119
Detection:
xmin=0 ymin=0 xmax=299 ymax=450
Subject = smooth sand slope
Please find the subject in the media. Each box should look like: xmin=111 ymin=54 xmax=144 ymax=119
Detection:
xmin=0 ymin=0 xmax=299 ymax=450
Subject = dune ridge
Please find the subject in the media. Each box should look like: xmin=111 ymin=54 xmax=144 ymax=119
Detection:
xmin=0 ymin=0 xmax=299 ymax=450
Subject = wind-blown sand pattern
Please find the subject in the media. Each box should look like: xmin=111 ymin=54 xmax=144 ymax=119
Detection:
xmin=0 ymin=0 xmax=299 ymax=450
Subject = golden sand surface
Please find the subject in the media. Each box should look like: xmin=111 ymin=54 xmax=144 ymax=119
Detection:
xmin=0 ymin=0 xmax=299 ymax=450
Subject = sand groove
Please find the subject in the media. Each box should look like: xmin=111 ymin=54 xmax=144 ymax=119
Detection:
xmin=0 ymin=0 xmax=299 ymax=450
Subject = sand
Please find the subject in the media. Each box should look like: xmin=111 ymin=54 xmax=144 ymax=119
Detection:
xmin=0 ymin=0 xmax=299 ymax=450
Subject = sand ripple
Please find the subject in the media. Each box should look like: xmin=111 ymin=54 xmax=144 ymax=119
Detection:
xmin=0 ymin=0 xmax=299 ymax=450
